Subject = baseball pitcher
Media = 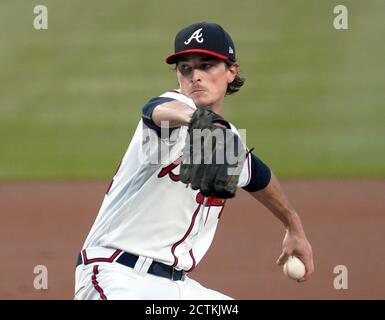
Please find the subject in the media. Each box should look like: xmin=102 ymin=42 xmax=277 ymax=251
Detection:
xmin=74 ymin=22 xmax=314 ymax=300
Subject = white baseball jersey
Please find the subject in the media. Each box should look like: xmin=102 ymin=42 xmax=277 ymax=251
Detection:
xmin=83 ymin=90 xmax=252 ymax=272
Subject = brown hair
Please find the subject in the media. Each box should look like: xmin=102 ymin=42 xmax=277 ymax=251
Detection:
xmin=225 ymin=62 xmax=245 ymax=95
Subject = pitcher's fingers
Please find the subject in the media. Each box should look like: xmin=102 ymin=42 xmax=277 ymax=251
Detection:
xmin=276 ymin=251 xmax=289 ymax=265
xmin=297 ymin=260 xmax=314 ymax=282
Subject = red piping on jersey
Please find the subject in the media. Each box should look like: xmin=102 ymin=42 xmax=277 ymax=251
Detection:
xmin=91 ymin=265 xmax=107 ymax=300
xmin=217 ymin=206 xmax=225 ymax=219
xmin=82 ymin=249 xmax=122 ymax=265
xmin=186 ymin=249 xmax=196 ymax=272
xmin=204 ymin=206 xmax=211 ymax=225
xmin=171 ymin=204 xmax=201 ymax=268
xmin=170 ymin=193 xmax=226 ymax=269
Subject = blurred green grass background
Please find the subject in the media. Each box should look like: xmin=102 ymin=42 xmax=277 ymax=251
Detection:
xmin=0 ymin=0 xmax=384 ymax=180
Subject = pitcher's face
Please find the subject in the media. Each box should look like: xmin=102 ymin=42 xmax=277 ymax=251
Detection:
xmin=176 ymin=53 xmax=238 ymax=110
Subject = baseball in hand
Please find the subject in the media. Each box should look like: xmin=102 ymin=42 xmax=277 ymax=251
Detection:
xmin=283 ymin=256 xmax=306 ymax=280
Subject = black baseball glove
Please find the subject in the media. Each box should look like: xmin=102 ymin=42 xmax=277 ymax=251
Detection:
xmin=179 ymin=107 xmax=247 ymax=199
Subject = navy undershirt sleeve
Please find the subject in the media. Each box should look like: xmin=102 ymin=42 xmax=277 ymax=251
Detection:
xmin=242 ymin=152 xmax=272 ymax=192
xmin=142 ymin=97 xmax=178 ymax=137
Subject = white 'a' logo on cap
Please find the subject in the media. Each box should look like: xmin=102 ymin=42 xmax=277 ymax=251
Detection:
xmin=184 ymin=28 xmax=204 ymax=45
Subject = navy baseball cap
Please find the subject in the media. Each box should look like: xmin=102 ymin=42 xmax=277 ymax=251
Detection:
xmin=166 ymin=22 xmax=236 ymax=64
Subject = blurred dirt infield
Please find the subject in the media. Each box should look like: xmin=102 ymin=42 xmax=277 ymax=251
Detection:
xmin=0 ymin=180 xmax=384 ymax=300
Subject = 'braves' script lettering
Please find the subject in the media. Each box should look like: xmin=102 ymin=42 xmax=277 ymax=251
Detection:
xmin=158 ymin=158 xmax=182 ymax=181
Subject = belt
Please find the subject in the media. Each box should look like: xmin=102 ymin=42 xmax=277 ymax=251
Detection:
xmin=76 ymin=251 xmax=186 ymax=281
